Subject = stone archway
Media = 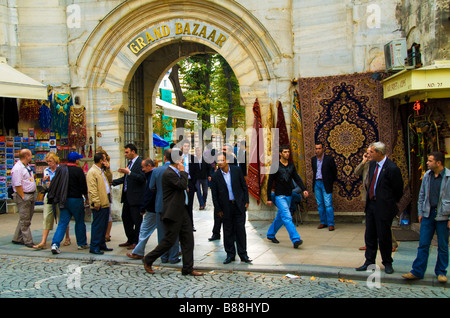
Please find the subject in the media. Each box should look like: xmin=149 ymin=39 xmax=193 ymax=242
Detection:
xmin=74 ymin=0 xmax=291 ymax=217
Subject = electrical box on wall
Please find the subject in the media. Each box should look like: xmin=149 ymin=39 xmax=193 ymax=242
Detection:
xmin=384 ymin=39 xmax=408 ymax=72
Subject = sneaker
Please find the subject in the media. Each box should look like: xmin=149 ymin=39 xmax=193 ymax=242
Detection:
xmin=438 ymin=275 xmax=448 ymax=283
xmin=51 ymin=244 xmax=60 ymax=255
xmin=78 ymin=244 xmax=89 ymax=250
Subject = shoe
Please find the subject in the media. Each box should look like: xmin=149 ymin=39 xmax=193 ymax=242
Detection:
xmin=63 ymin=238 xmax=71 ymax=246
xmin=170 ymin=258 xmax=182 ymax=264
xmin=241 ymin=256 xmax=252 ymax=263
xmin=438 ymin=275 xmax=448 ymax=283
xmin=293 ymin=240 xmax=303 ymax=248
xmin=51 ymin=243 xmax=60 ymax=255
xmin=208 ymin=235 xmax=220 ymax=241
xmin=384 ymin=264 xmax=394 ymax=274
xmin=402 ymin=272 xmax=420 ymax=280
xmin=199 ymin=206 xmax=205 ymax=210
xmin=101 ymin=247 xmax=113 ymax=252
xmin=329 ymin=225 xmax=335 ymax=231
xmin=126 ymin=244 xmax=136 ymax=250
xmin=267 ymin=237 xmax=279 ymax=244
xmin=78 ymin=244 xmax=89 ymax=250
xmin=317 ymin=224 xmax=327 ymax=229
xmin=144 ymin=262 xmax=155 ymax=274
xmin=89 ymin=250 xmax=104 ymax=255
xmin=25 ymin=243 xmax=35 ymax=248
xmin=11 ymin=240 xmax=24 ymax=245
xmin=359 ymin=246 xmax=366 ymax=250
xmin=127 ymin=253 xmax=143 ymax=260
xmin=223 ymin=257 xmax=235 ymax=264
xmin=355 ymin=263 xmax=374 ymax=271
xmin=183 ymin=270 xmax=204 ymax=276
xmin=119 ymin=241 xmax=132 ymax=247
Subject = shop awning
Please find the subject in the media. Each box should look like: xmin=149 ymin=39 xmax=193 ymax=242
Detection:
xmin=155 ymin=98 xmax=198 ymax=121
xmin=0 ymin=58 xmax=47 ymax=100
xmin=382 ymin=60 xmax=450 ymax=103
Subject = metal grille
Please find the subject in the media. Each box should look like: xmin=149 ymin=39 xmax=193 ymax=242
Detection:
xmin=124 ymin=65 xmax=145 ymax=156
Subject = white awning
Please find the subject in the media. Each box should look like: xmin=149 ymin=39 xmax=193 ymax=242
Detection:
xmin=0 ymin=58 xmax=47 ymax=100
xmin=155 ymin=98 xmax=198 ymax=121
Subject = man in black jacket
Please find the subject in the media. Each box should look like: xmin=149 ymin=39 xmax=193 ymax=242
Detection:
xmin=356 ymin=142 xmax=403 ymax=274
xmin=311 ymin=142 xmax=337 ymax=231
xmin=112 ymin=144 xmax=146 ymax=249
xmin=211 ymin=153 xmax=251 ymax=264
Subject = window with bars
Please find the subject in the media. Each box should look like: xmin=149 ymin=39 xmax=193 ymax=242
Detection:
xmin=124 ymin=64 xmax=145 ymax=156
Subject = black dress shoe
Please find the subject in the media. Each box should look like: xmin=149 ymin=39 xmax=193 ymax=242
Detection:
xmin=355 ymin=263 xmax=374 ymax=271
xmin=223 ymin=257 xmax=235 ymax=264
xmin=267 ymin=237 xmax=279 ymax=244
xmin=384 ymin=263 xmax=394 ymax=274
xmin=170 ymin=258 xmax=182 ymax=264
xmin=90 ymin=250 xmax=104 ymax=255
xmin=101 ymin=247 xmax=113 ymax=252
xmin=241 ymin=256 xmax=252 ymax=263
xmin=208 ymin=235 xmax=220 ymax=241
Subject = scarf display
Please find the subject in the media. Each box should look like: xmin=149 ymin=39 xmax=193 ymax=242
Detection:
xmin=19 ymin=99 xmax=40 ymax=121
xmin=68 ymin=106 xmax=87 ymax=148
xmin=52 ymin=93 xmax=72 ymax=138
xmin=39 ymin=85 xmax=53 ymax=130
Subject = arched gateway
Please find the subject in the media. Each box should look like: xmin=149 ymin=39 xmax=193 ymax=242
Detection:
xmin=73 ymin=0 xmax=292 ymax=216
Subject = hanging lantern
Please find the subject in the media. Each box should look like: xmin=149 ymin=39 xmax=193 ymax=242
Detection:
xmin=413 ymin=100 xmax=422 ymax=115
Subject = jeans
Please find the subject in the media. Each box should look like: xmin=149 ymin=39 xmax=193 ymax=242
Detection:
xmin=411 ymin=208 xmax=449 ymax=278
xmin=196 ymin=179 xmax=209 ymax=207
xmin=267 ymin=195 xmax=301 ymax=243
xmin=52 ymin=197 xmax=87 ymax=248
xmin=314 ymin=180 xmax=334 ymax=226
xmin=132 ymin=212 xmax=157 ymax=256
xmin=90 ymin=207 xmax=110 ymax=252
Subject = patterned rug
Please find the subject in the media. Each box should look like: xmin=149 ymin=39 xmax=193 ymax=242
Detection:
xmin=297 ymin=73 xmax=394 ymax=212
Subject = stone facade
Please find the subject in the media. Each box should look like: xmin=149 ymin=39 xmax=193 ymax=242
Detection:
xmin=1 ymin=0 xmax=444 ymax=219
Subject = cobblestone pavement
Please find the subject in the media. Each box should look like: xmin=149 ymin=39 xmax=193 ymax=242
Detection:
xmin=1 ymin=255 xmax=449 ymax=300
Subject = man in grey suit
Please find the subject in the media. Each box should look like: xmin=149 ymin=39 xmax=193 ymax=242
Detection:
xmin=148 ymin=148 xmax=180 ymax=263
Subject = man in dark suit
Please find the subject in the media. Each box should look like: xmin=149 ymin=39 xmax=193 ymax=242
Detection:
xmin=311 ymin=142 xmax=337 ymax=230
xmin=211 ymin=153 xmax=251 ymax=264
xmin=194 ymin=146 xmax=210 ymax=210
xmin=143 ymin=148 xmax=203 ymax=276
xmin=181 ymin=140 xmax=198 ymax=230
xmin=112 ymin=144 xmax=146 ymax=249
xmin=356 ymin=142 xmax=403 ymax=274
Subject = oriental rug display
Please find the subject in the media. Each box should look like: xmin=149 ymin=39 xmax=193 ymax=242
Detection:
xmin=297 ymin=72 xmax=394 ymax=213
xmin=247 ymin=98 xmax=264 ymax=204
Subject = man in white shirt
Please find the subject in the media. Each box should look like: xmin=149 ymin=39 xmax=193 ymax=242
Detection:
xmin=11 ymin=149 xmax=36 ymax=248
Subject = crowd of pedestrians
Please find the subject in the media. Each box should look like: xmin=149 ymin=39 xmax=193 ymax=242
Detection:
xmin=8 ymin=140 xmax=450 ymax=282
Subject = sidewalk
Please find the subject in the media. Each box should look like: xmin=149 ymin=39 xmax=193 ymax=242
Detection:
xmin=0 ymin=200 xmax=444 ymax=287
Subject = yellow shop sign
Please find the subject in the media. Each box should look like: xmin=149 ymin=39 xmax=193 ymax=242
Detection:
xmin=128 ymin=20 xmax=228 ymax=56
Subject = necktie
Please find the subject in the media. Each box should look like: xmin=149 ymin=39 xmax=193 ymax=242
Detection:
xmin=368 ymin=163 xmax=379 ymax=200
xmin=124 ymin=160 xmax=132 ymax=192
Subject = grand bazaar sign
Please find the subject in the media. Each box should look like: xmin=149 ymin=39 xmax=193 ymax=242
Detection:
xmin=128 ymin=20 xmax=229 ymax=56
